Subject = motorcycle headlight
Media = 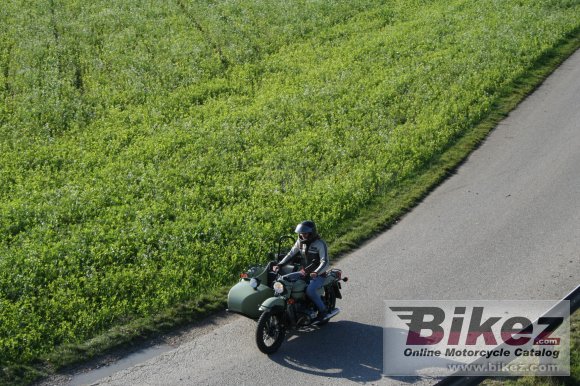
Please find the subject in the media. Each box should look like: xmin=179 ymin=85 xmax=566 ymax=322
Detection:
xmin=250 ymin=278 xmax=260 ymax=289
xmin=273 ymin=281 xmax=284 ymax=294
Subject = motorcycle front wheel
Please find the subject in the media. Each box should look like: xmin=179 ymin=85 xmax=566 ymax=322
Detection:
xmin=256 ymin=310 xmax=286 ymax=354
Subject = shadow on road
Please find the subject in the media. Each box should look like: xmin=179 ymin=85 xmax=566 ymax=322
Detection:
xmin=268 ymin=320 xmax=422 ymax=383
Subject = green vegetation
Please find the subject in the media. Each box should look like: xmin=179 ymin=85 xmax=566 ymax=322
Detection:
xmin=484 ymin=310 xmax=580 ymax=386
xmin=1 ymin=0 xmax=579 ymax=382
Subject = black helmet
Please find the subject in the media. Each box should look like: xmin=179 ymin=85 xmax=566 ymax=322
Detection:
xmin=295 ymin=220 xmax=318 ymax=243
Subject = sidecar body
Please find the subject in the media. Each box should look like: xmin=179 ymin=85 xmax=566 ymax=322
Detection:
xmin=227 ymin=265 xmax=274 ymax=319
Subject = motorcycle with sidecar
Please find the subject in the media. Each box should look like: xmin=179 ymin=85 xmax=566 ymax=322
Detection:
xmin=226 ymin=236 xmax=348 ymax=354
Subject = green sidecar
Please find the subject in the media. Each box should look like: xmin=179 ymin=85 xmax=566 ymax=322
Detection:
xmin=226 ymin=263 xmax=275 ymax=319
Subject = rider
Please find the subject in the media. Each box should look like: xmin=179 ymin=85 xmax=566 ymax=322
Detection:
xmin=273 ymin=220 xmax=330 ymax=322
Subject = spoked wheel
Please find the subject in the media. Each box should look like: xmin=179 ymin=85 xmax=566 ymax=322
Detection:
xmin=317 ymin=286 xmax=337 ymax=326
xmin=256 ymin=310 xmax=286 ymax=354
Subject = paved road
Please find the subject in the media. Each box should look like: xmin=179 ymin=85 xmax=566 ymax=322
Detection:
xmin=71 ymin=49 xmax=580 ymax=385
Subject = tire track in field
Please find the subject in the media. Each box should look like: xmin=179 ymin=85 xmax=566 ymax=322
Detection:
xmin=1 ymin=43 xmax=13 ymax=97
xmin=48 ymin=0 xmax=83 ymax=93
xmin=175 ymin=0 xmax=230 ymax=69
xmin=48 ymin=0 xmax=63 ymax=76
xmin=47 ymin=0 xmax=85 ymax=133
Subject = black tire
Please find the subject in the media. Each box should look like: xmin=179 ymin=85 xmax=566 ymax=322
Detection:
xmin=317 ymin=286 xmax=337 ymax=326
xmin=256 ymin=310 xmax=286 ymax=354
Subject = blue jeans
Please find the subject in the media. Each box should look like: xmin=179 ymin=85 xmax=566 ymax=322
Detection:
xmin=306 ymin=275 xmax=326 ymax=313
xmin=281 ymin=273 xmax=326 ymax=313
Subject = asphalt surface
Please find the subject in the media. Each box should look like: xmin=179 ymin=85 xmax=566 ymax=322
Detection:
xmin=65 ymin=49 xmax=580 ymax=385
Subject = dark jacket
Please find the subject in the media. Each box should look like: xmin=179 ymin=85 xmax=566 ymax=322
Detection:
xmin=278 ymin=237 xmax=329 ymax=274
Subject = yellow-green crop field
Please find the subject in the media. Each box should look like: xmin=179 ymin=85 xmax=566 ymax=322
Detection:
xmin=0 ymin=0 xmax=579 ymax=371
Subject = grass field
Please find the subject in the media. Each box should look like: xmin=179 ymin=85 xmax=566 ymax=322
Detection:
xmin=1 ymin=0 xmax=579 ymax=382
xmin=484 ymin=310 xmax=579 ymax=385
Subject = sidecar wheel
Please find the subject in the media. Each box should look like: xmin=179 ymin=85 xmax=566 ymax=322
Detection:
xmin=256 ymin=310 xmax=285 ymax=354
